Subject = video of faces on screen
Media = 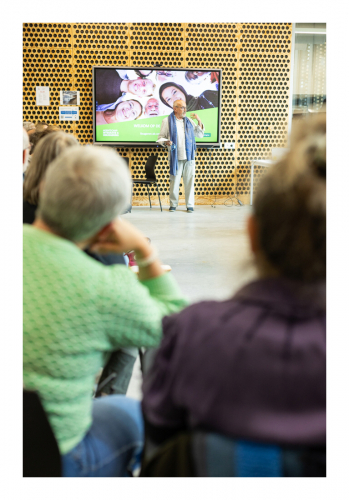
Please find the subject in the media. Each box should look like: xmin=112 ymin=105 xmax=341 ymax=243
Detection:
xmin=94 ymin=68 xmax=220 ymax=143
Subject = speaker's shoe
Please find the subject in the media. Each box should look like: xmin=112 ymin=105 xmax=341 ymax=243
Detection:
xmin=187 ymin=207 xmax=194 ymax=213
xmin=169 ymin=207 xmax=176 ymax=212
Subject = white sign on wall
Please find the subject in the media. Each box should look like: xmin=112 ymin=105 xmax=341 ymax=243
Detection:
xmin=59 ymin=106 xmax=79 ymax=121
xmin=36 ymin=86 xmax=50 ymax=106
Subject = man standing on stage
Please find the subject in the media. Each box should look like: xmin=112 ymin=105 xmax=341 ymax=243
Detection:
xmin=157 ymin=99 xmax=204 ymax=212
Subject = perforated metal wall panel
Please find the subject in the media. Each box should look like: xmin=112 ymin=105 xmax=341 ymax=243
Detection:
xmin=23 ymin=22 xmax=292 ymax=205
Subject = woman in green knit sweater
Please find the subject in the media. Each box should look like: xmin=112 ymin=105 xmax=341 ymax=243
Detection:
xmin=23 ymin=145 xmax=188 ymax=476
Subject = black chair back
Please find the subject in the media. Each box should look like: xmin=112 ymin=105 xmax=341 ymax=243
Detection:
xmin=145 ymin=155 xmax=158 ymax=181
xmin=140 ymin=431 xmax=326 ymax=477
xmin=23 ymin=390 xmax=62 ymax=477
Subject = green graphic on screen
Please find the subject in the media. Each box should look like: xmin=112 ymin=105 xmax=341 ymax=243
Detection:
xmin=96 ymin=108 xmax=218 ymax=143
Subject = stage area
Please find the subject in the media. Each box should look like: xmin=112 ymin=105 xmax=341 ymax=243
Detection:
xmin=123 ymin=204 xmax=257 ymax=399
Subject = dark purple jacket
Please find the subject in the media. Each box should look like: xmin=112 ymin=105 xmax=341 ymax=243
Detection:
xmin=142 ymin=278 xmax=326 ymax=446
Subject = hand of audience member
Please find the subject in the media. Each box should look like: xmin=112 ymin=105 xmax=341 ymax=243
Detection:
xmin=90 ymin=218 xmax=164 ymax=281
xmin=90 ymin=218 xmax=151 ymax=256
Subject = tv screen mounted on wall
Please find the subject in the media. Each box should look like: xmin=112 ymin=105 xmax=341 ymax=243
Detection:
xmin=93 ymin=67 xmax=222 ymax=147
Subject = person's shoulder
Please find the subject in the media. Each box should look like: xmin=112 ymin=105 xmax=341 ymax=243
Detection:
xmin=163 ymin=299 xmax=233 ymax=335
xmin=159 ymin=116 xmax=170 ymax=129
xmin=202 ymin=89 xmax=219 ymax=99
xmin=23 ymin=223 xmax=36 ymax=237
xmin=97 ymin=261 xmax=136 ymax=287
xmin=94 ymin=264 xmax=141 ymax=307
xmin=160 ymin=299 xmax=242 ymax=359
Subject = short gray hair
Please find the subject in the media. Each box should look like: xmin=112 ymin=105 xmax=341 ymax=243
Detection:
xmin=37 ymin=146 xmax=131 ymax=242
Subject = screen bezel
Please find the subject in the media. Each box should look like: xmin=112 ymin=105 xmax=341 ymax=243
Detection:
xmin=92 ymin=66 xmax=222 ymax=147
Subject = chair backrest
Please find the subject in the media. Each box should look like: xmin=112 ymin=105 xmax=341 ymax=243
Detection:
xmin=192 ymin=432 xmax=326 ymax=477
xmin=23 ymin=390 xmax=62 ymax=477
xmin=140 ymin=431 xmax=326 ymax=477
xmin=193 ymin=433 xmax=283 ymax=476
xmin=144 ymin=155 xmax=158 ymax=181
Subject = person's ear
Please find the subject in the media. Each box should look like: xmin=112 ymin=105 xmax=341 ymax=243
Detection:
xmin=96 ymin=222 xmax=114 ymax=241
xmin=85 ymin=222 xmax=114 ymax=249
xmin=247 ymin=214 xmax=259 ymax=255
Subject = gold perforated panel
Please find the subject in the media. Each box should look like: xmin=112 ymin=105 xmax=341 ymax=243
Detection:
xmin=235 ymin=23 xmax=291 ymax=196
xmin=252 ymin=164 xmax=270 ymax=199
xmin=23 ymin=22 xmax=292 ymax=205
xmin=130 ymin=23 xmax=184 ymax=66
xmin=23 ymin=23 xmax=75 ymax=134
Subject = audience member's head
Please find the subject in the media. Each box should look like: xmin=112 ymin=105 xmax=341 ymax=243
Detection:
xmin=23 ymin=131 xmax=78 ymax=206
xmin=35 ymin=122 xmax=49 ymax=133
xmin=46 ymin=125 xmax=61 ymax=132
xmin=23 ymin=128 xmax=30 ymax=173
xmin=23 ymin=121 xmax=36 ymax=135
xmin=29 ymin=131 xmax=39 ymax=154
xmin=37 ymin=146 xmax=131 ymax=243
xmin=250 ymin=113 xmax=326 ymax=283
xmin=29 ymin=125 xmax=62 ymax=155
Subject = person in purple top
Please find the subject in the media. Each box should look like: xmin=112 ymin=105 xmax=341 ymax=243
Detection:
xmin=142 ymin=113 xmax=326 ymax=454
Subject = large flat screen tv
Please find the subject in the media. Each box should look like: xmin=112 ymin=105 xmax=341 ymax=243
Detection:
xmin=93 ymin=67 xmax=222 ymax=147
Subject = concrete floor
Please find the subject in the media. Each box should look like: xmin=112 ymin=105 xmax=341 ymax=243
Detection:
xmin=123 ymin=204 xmax=258 ymax=399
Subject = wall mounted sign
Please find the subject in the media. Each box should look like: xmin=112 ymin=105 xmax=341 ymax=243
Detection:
xmin=60 ymin=91 xmax=80 ymax=105
xmin=59 ymin=106 xmax=79 ymax=121
xmin=36 ymin=86 xmax=50 ymax=106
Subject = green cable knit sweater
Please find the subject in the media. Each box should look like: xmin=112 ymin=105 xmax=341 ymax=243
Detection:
xmin=23 ymin=225 xmax=188 ymax=454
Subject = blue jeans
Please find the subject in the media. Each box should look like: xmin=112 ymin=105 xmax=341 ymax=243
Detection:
xmin=61 ymin=396 xmax=143 ymax=477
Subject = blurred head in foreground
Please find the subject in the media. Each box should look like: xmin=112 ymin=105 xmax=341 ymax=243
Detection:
xmin=36 ymin=146 xmax=131 ymax=243
xmin=249 ymin=113 xmax=326 ymax=283
xmin=23 ymin=131 xmax=78 ymax=205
